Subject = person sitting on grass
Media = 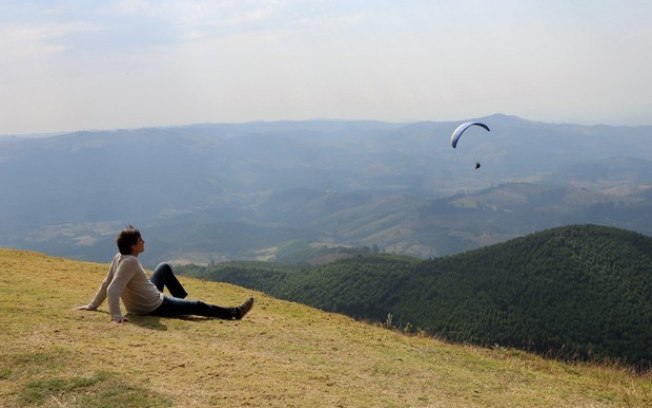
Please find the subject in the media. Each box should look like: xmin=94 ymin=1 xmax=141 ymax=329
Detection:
xmin=76 ymin=225 xmax=254 ymax=323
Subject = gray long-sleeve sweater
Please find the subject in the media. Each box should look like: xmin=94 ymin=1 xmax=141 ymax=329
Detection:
xmin=88 ymin=253 xmax=164 ymax=319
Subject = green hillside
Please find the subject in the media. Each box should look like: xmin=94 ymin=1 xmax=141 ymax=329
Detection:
xmin=181 ymin=225 xmax=652 ymax=369
xmin=1 ymin=248 xmax=651 ymax=407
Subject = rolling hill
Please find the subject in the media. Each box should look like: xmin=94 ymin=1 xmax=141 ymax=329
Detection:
xmin=1 ymin=115 xmax=652 ymax=265
xmin=179 ymin=224 xmax=652 ymax=369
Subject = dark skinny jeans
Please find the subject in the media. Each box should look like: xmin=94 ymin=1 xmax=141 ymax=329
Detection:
xmin=147 ymin=263 xmax=238 ymax=319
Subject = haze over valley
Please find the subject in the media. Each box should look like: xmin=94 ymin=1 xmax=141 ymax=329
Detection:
xmin=2 ymin=114 xmax=651 ymax=267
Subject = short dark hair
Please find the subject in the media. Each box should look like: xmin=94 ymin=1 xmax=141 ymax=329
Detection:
xmin=116 ymin=225 xmax=141 ymax=255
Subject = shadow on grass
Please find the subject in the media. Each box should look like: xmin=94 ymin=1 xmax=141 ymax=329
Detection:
xmin=128 ymin=314 xmax=217 ymax=331
xmin=127 ymin=315 xmax=168 ymax=331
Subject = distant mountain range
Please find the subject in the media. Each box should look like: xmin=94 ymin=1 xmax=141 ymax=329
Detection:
xmin=179 ymin=224 xmax=652 ymax=369
xmin=1 ymin=114 xmax=651 ymax=266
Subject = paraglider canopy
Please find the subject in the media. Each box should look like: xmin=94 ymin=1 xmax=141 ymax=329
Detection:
xmin=450 ymin=121 xmax=490 ymax=148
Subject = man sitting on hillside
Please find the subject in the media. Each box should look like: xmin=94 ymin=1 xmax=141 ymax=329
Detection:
xmin=76 ymin=225 xmax=254 ymax=323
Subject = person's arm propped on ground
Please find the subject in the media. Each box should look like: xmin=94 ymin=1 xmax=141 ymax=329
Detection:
xmin=75 ymin=255 xmax=119 ymax=312
xmin=106 ymin=256 xmax=138 ymax=323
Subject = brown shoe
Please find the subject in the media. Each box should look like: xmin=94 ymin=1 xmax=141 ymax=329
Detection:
xmin=235 ymin=297 xmax=254 ymax=320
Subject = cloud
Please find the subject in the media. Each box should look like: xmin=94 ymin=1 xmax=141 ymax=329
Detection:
xmin=104 ymin=0 xmax=280 ymax=41
xmin=102 ymin=0 xmax=369 ymax=42
xmin=295 ymin=12 xmax=364 ymax=29
xmin=0 ymin=21 xmax=98 ymax=60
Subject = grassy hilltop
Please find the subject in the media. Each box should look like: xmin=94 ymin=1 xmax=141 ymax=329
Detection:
xmin=0 ymin=249 xmax=650 ymax=407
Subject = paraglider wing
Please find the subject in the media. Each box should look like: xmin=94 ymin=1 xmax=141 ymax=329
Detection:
xmin=450 ymin=121 xmax=490 ymax=148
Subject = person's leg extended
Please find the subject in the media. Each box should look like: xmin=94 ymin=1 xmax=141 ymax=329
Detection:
xmin=150 ymin=263 xmax=188 ymax=299
xmin=149 ymin=296 xmax=254 ymax=320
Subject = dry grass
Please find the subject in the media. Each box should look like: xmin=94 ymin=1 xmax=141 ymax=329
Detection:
xmin=0 ymin=248 xmax=650 ymax=407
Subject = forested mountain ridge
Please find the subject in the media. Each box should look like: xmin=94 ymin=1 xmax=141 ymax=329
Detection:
xmin=179 ymin=224 xmax=652 ymax=369
xmin=2 ymin=115 xmax=652 ymax=265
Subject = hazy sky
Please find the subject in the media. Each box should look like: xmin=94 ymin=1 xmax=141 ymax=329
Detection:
xmin=1 ymin=0 xmax=651 ymax=135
